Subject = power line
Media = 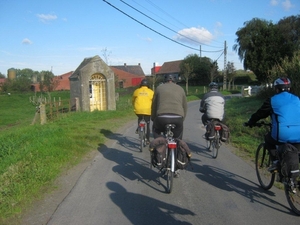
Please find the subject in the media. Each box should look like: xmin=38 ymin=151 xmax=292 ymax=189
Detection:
xmin=103 ymin=0 xmax=199 ymax=51
xmin=144 ymin=0 xmax=224 ymax=45
xmin=120 ymin=0 xmax=222 ymax=49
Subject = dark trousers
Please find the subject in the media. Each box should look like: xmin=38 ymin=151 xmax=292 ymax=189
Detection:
xmin=265 ymin=132 xmax=300 ymax=159
xmin=153 ymin=115 xmax=183 ymax=139
xmin=136 ymin=114 xmax=151 ymax=140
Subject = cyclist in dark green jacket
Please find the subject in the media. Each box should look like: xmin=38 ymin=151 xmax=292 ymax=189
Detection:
xmin=151 ymin=74 xmax=187 ymax=139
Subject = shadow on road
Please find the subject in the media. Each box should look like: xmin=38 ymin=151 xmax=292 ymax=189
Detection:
xmin=107 ymin=181 xmax=195 ymax=225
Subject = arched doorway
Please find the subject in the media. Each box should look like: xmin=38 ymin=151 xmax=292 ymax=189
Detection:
xmin=89 ymin=73 xmax=107 ymax=111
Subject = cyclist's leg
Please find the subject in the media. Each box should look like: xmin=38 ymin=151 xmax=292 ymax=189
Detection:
xmin=144 ymin=115 xmax=151 ymax=141
xmin=201 ymin=113 xmax=209 ymax=126
xmin=265 ymin=133 xmax=281 ymax=171
xmin=136 ymin=114 xmax=143 ymax=133
xmin=265 ymin=133 xmax=280 ymax=159
xmin=152 ymin=117 xmax=165 ymax=138
xmin=171 ymin=117 xmax=183 ymax=139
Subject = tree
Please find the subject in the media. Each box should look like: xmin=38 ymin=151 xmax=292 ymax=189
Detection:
xmin=180 ymin=62 xmax=194 ymax=95
xmin=0 ymin=72 xmax=5 ymax=78
xmin=226 ymin=62 xmax=236 ymax=90
xmin=277 ymin=15 xmax=300 ymax=56
xmin=180 ymin=54 xmax=199 ymax=86
xmin=233 ymin=18 xmax=286 ymax=83
xmin=39 ymin=71 xmax=57 ymax=92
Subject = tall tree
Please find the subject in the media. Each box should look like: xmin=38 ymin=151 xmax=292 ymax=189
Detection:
xmin=233 ymin=18 xmax=285 ymax=83
xmin=180 ymin=54 xmax=200 ymax=86
xmin=180 ymin=62 xmax=194 ymax=95
xmin=226 ymin=62 xmax=236 ymax=90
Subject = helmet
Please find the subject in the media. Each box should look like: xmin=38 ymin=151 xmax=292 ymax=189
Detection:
xmin=140 ymin=79 xmax=148 ymax=87
xmin=164 ymin=74 xmax=175 ymax=83
xmin=274 ymin=77 xmax=291 ymax=92
xmin=209 ymin=82 xmax=218 ymax=89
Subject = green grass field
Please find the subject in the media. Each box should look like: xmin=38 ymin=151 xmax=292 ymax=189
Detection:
xmin=0 ymin=86 xmax=261 ymax=224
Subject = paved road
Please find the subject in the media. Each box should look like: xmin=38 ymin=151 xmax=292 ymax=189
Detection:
xmin=29 ymin=100 xmax=300 ymax=225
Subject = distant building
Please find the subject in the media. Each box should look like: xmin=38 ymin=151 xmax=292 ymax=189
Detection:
xmin=155 ymin=60 xmax=183 ymax=82
xmin=110 ymin=63 xmax=145 ymax=88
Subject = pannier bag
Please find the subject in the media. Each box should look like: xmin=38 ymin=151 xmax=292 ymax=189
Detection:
xmin=176 ymin=139 xmax=192 ymax=170
xmin=149 ymin=137 xmax=167 ymax=168
xmin=205 ymin=120 xmax=230 ymax=142
xmin=278 ymin=143 xmax=299 ymax=181
xmin=220 ymin=123 xmax=230 ymax=142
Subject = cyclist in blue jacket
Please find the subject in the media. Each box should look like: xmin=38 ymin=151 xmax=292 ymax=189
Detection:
xmin=246 ymin=77 xmax=300 ymax=170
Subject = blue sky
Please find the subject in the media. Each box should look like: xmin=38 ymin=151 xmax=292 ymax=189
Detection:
xmin=0 ymin=0 xmax=299 ymax=76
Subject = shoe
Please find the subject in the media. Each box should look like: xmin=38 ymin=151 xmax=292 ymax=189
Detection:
xmin=135 ymin=129 xmax=138 ymax=134
xmin=268 ymin=160 xmax=279 ymax=172
xmin=174 ymin=170 xmax=180 ymax=178
xmin=202 ymin=134 xmax=209 ymax=140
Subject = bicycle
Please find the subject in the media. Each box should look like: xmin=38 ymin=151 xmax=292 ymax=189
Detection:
xmin=244 ymin=121 xmax=300 ymax=215
xmin=205 ymin=120 xmax=222 ymax=159
xmin=163 ymin=123 xmax=177 ymax=193
xmin=150 ymin=123 xmax=177 ymax=193
xmin=138 ymin=118 xmax=147 ymax=152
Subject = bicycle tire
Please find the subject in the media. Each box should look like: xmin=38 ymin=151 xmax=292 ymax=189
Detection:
xmin=166 ymin=149 xmax=175 ymax=193
xmin=139 ymin=128 xmax=145 ymax=152
xmin=284 ymin=176 xmax=300 ymax=215
xmin=211 ymin=132 xmax=220 ymax=159
xmin=255 ymin=143 xmax=275 ymax=190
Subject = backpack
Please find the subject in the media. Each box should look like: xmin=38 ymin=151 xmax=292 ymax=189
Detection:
xmin=278 ymin=143 xmax=299 ymax=181
xmin=149 ymin=137 xmax=167 ymax=169
xmin=176 ymin=139 xmax=192 ymax=170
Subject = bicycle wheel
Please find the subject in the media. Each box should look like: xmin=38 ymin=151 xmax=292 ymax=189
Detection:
xmin=206 ymin=139 xmax=211 ymax=151
xmin=138 ymin=128 xmax=144 ymax=152
xmin=284 ymin=176 xmax=300 ymax=215
xmin=211 ymin=132 xmax=220 ymax=159
xmin=166 ymin=149 xmax=175 ymax=193
xmin=255 ymin=143 xmax=275 ymax=190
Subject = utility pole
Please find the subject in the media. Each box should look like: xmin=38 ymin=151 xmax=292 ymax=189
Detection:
xmin=223 ymin=41 xmax=227 ymax=90
xmin=199 ymin=45 xmax=202 ymax=58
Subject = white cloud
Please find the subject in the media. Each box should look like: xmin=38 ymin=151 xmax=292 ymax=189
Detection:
xmin=22 ymin=38 xmax=32 ymax=45
xmin=36 ymin=13 xmax=57 ymax=23
xmin=174 ymin=27 xmax=213 ymax=46
xmin=282 ymin=0 xmax=293 ymax=11
xmin=270 ymin=0 xmax=279 ymax=6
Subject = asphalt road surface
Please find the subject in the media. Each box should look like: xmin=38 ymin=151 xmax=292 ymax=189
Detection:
xmin=23 ymin=100 xmax=300 ymax=225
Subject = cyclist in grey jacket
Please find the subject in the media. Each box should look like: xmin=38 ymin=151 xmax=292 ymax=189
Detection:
xmin=199 ymin=82 xmax=225 ymax=125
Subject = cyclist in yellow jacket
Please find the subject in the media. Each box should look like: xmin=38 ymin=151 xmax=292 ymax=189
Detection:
xmin=132 ymin=79 xmax=154 ymax=144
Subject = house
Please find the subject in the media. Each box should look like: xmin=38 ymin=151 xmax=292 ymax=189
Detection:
xmin=111 ymin=63 xmax=145 ymax=76
xmin=155 ymin=60 xmax=183 ymax=82
xmin=110 ymin=63 xmax=145 ymax=88
xmin=110 ymin=67 xmax=145 ymax=88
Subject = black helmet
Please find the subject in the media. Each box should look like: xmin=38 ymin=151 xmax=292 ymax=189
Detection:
xmin=209 ymin=82 xmax=218 ymax=89
xmin=164 ymin=74 xmax=175 ymax=82
xmin=140 ymin=79 xmax=148 ymax=87
xmin=274 ymin=77 xmax=291 ymax=92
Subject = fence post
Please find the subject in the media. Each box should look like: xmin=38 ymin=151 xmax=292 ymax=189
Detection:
xmin=40 ymin=104 xmax=47 ymax=125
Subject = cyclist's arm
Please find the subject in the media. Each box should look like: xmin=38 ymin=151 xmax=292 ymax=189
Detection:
xmin=248 ymin=98 xmax=271 ymax=124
